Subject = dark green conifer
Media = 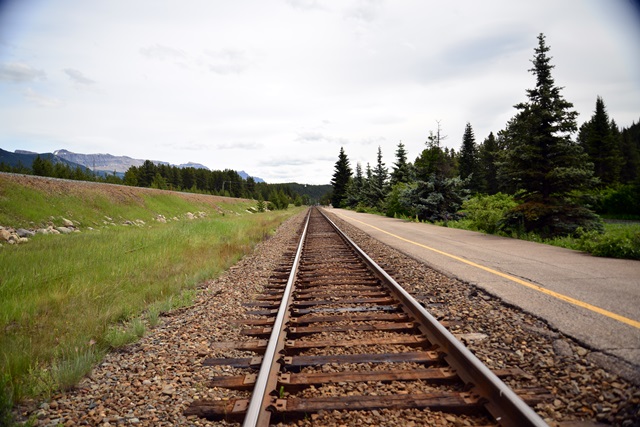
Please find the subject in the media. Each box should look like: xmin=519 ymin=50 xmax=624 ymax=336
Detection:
xmin=330 ymin=147 xmax=352 ymax=208
xmin=577 ymin=96 xmax=622 ymax=185
xmin=458 ymin=122 xmax=479 ymax=191
xmin=498 ymin=33 xmax=599 ymax=236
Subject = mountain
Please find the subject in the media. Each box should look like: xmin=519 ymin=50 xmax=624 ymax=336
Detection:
xmin=0 ymin=148 xmax=91 ymax=172
xmin=53 ymin=149 xmax=210 ymax=174
xmin=1 ymin=148 xmax=265 ymax=182
xmin=238 ymin=170 xmax=265 ymax=183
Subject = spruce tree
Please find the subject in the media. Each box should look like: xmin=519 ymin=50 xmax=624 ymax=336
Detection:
xmin=458 ymin=122 xmax=479 ymax=191
xmin=499 ymin=33 xmax=599 ymax=236
xmin=577 ymin=96 xmax=622 ymax=185
xmin=390 ymin=142 xmax=412 ymax=185
xmin=369 ymin=146 xmax=388 ymax=208
xmin=478 ymin=132 xmax=500 ymax=194
xmin=330 ymin=147 xmax=352 ymax=208
xmin=345 ymin=162 xmax=364 ymax=208
xmin=619 ymin=121 xmax=640 ymax=183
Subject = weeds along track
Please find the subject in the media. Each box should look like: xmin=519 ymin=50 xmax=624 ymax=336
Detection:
xmin=185 ymin=207 xmax=550 ymax=426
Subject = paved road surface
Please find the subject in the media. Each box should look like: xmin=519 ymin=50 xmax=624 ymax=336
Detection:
xmin=329 ymin=208 xmax=640 ymax=380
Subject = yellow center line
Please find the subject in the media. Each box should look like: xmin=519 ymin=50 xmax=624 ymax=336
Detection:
xmin=335 ymin=211 xmax=640 ymax=330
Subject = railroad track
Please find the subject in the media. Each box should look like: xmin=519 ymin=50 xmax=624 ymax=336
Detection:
xmin=186 ymin=207 xmax=550 ymax=426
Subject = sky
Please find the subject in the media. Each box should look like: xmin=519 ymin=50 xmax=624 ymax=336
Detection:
xmin=0 ymin=0 xmax=639 ymax=185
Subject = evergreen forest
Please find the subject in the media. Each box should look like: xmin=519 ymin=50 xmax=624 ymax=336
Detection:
xmin=330 ymin=34 xmax=640 ymax=258
xmin=0 ymin=157 xmax=313 ymax=209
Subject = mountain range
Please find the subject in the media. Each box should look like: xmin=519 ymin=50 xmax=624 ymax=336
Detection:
xmin=1 ymin=148 xmax=263 ymax=182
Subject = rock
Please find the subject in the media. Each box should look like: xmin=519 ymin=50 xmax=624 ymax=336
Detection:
xmin=553 ymin=339 xmax=573 ymax=357
xmin=186 ymin=212 xmax=195 ymax=220
xmin=456 ymin=332 xmax=488 ymax=343
xmin=16 ymin=228 xmax=35 ymax=237
xmin=161 ymin=385 xmax=176 ymax=395
xmin=56 ymin=227 xmax=73 ymax=234
xmin=0 ymin=229 xmax=11 ymax=242
xmin=61 ymin=218 xmax=74 ymax=227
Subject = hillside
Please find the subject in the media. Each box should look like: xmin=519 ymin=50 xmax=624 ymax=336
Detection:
xmin=0 ymin=172 xmax=253 ymax=231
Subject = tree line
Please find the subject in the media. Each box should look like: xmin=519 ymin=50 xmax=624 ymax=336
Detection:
xmin=331 ymin=34 xmax=640 ymax=237
xmin=0 ymin=157 xmax=307 ymax=210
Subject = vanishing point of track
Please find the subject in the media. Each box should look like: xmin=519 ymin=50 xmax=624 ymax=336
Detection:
xmin=185 ymin=207 xmax=549 ymax=426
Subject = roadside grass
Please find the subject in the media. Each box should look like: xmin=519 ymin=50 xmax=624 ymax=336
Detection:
xmin=541 ymin=222 xmax=640 ymax=259
xmin=0 ymin=194 xmax=302 ymax=411
xmin=441 ymin=218 xmax=640 ymax=259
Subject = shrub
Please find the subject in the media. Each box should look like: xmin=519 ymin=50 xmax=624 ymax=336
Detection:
xmin=500 ymin=201 xmax=603 ymax=238
xmin=593 ymin=184 xmax=640 ymax=217
xmin=577 ymin=226 xmax=640 ymax=259
xmin=384 ymin=182 xmax=415 ymax=218
xmin=460 ymin=193 xmax=517 ymax=233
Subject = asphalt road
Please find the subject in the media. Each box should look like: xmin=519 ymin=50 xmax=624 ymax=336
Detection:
xmin=329 ymin=208 xmax=640 ymax=377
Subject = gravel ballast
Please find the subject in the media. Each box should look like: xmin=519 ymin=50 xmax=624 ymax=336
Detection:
xmin=17 ymin=208 xmax=640 ymax=426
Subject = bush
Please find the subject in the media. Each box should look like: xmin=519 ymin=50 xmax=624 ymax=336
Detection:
xmin=500 ymin=201 xmax=603 ymax=238
xmin=460 ymin=193 xmax=517 ymax=233
xmin=593 ymin=184 xmax=640 ymax=217
xmin=384 ymin=183 xmax=415 ymax=218
xmin=576 ymin=225 xmax=640 ymax=259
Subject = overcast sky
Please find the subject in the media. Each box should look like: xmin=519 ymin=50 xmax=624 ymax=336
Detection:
xmin=1 ymin=0 xmax=639 ymax=184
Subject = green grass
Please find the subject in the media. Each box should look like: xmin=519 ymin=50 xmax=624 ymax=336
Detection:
xmin=440 ymin=218 xmax=640 ymax=259
xmin=0 ymin=175 xmax=303 ymax=414
xmin=542 ymin=222 xmax=640 ymax=259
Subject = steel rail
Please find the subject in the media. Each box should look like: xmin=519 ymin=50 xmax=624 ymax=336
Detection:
xmin=242 ymin=209 xmax=311 ymax=427
xmin=319 ymin=208 xmax=549 ymax=427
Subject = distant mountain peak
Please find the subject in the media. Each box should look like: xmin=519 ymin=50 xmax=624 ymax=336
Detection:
xmin=238 ymin=170 xmax=265 ymax=183
xmin=8 ymin=148 xmax=264 ymax=182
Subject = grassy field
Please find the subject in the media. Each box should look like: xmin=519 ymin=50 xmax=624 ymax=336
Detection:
xmin=0 ymin=173 xmax=302 ymax=415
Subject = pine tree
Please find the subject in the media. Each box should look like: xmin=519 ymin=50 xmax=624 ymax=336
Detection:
xmin=369 ymin=146 xmax=388 ymax=208
xmin=344 ymin=162 xmax=364 ymax=208
xmin=478 ymin=132 xmax=500 ymax=194
xmin=499 ymin=33 xmax=599 ymax=236
xmin=458 ymin=122 xmax=479 ymax=191
xmin=414 ymin=125 xmax=456 ymax=179
xmin=390 ymin=142 xmax=412 ymax=186
xmin=330 ymin=147 xmax=352 ymax=208
xmin=577 ymin=96 xmax=622 ymax=185
xmin=363 ymin=162 xmax=374 ymax=206
xmin=619 ymin=121 xmax=640 ymax=183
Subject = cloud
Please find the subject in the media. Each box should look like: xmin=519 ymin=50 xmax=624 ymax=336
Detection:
xmin=285 ymin=0 xmax=325 ymax=11
xmin=217 ymin=141 xmax=264 ymax=150
xmin=0 ymin=62 xmax=46 ymax=83
xmin=359 ymin=136 xmax=387 ymax=146
xmin=204 ymin=49 xmax=251 ymax=75
xmin=63 ymin=68 xmax=96 ymax=85
xmin=260 ymin=154 xmax=334 ymax=167
xmin=442 ymin=30 xmax=530 ymax=69
xmin=295 ymin=131 xmax=349 ymax=145
xmin=23 ymin=88 xmax=63 ymax=107
xmin=344 ymin=0 xmax=381 ymax=24
xmin=139 ymin=44 xmax=187 ymax=61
